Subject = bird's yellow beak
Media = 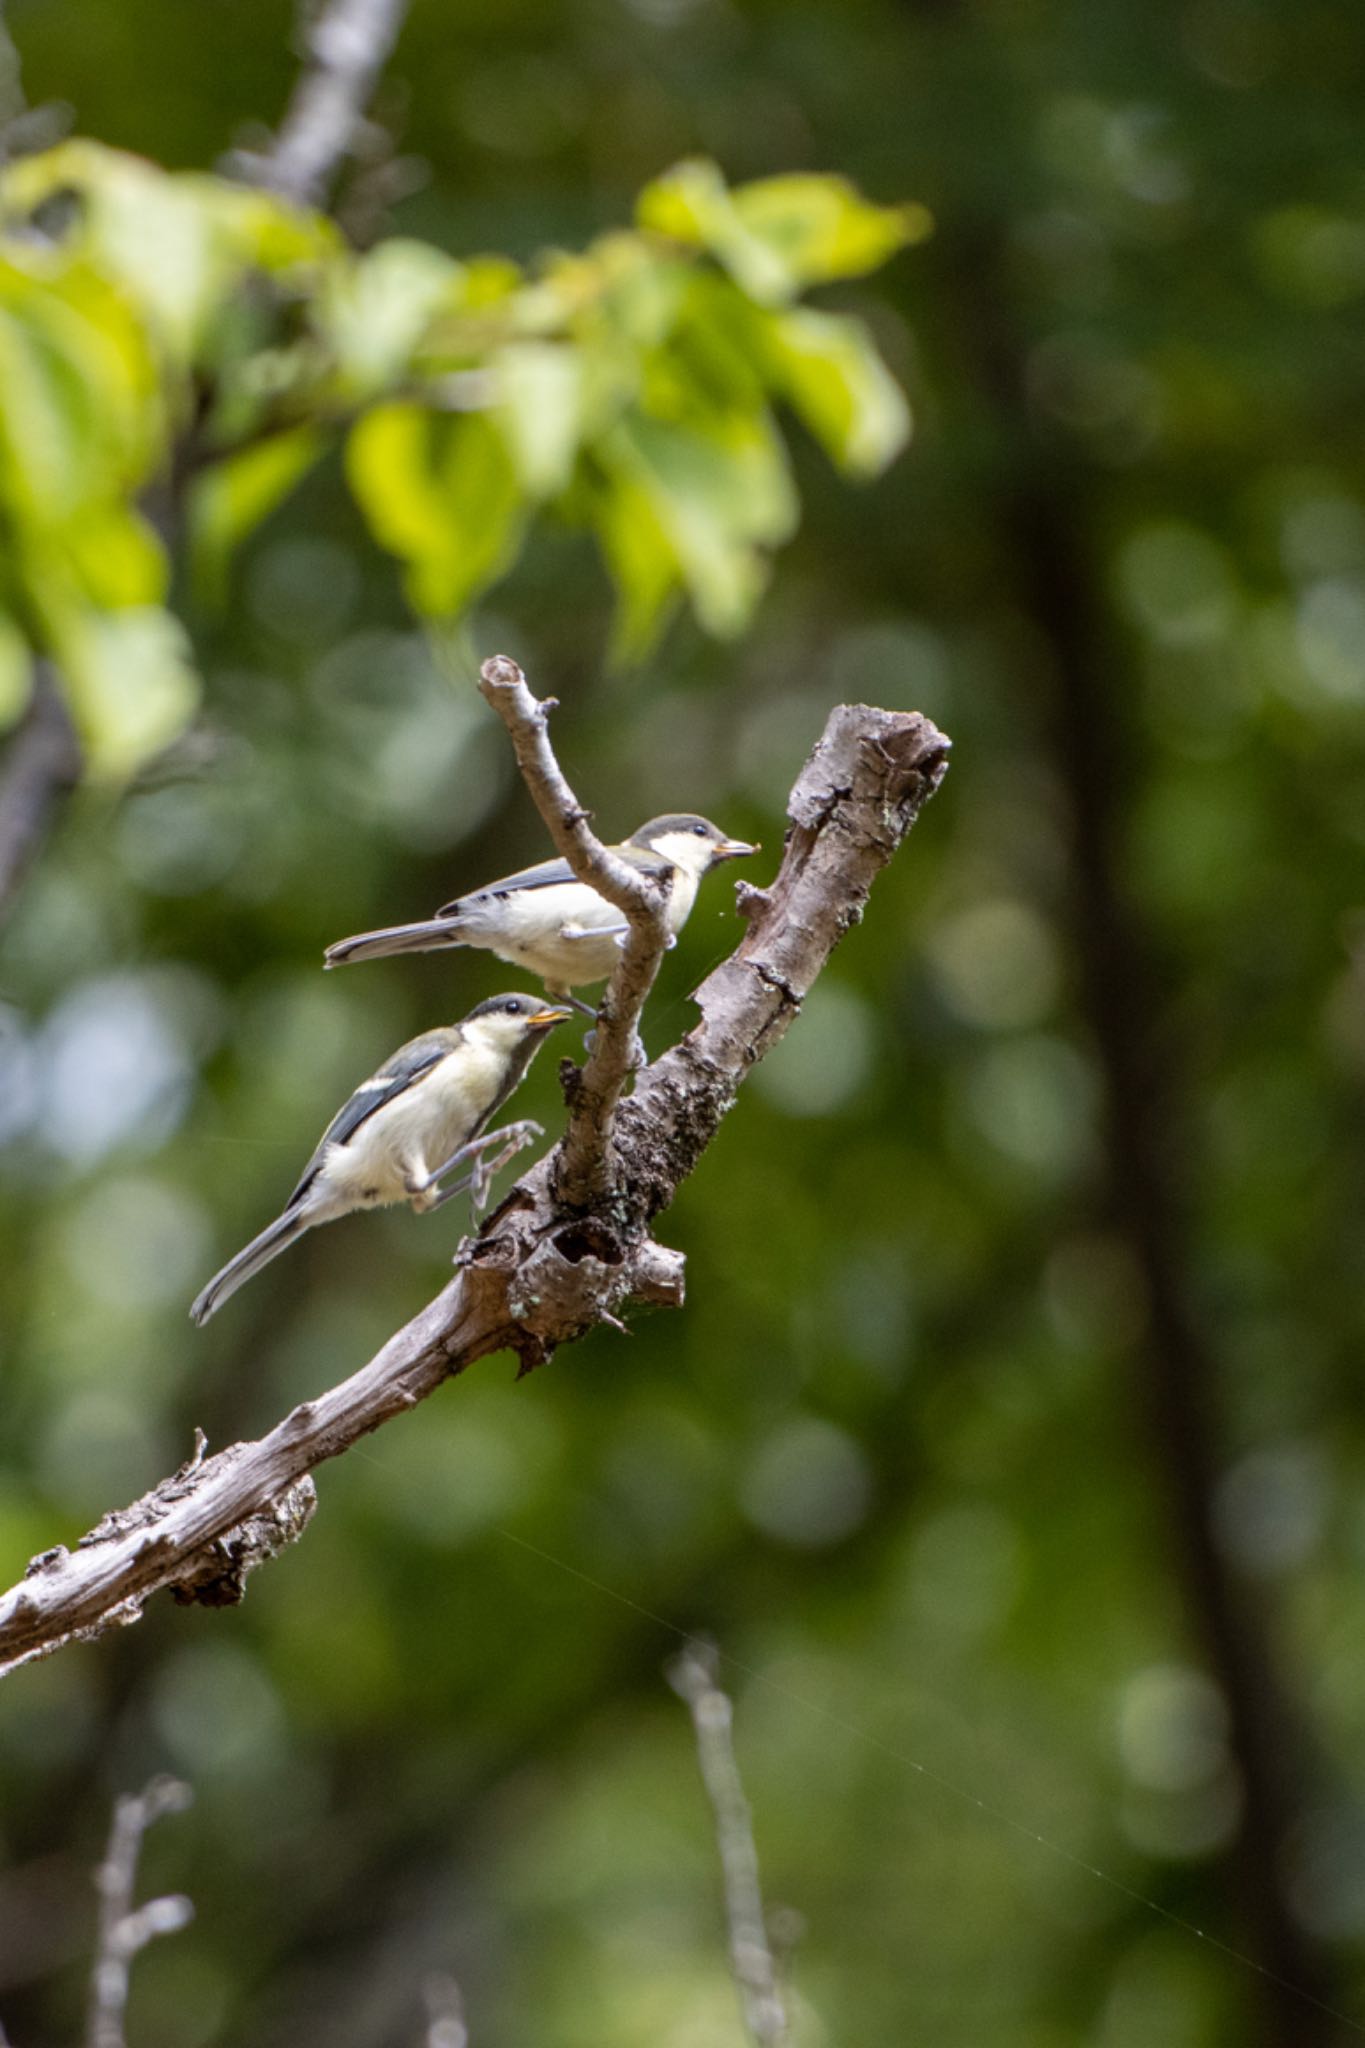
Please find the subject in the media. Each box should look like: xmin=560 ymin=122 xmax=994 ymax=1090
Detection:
xmin=530 ymin=1006 xmax=574 ymax=1029
xmin=716 ymin=838 xmax=758 ymax=860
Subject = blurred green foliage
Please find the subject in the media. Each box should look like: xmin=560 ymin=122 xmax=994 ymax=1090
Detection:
xmin=1 ymin=1 xmax=1365 ymax=2046
xmin=0 ymin=139 xmax=912 ymax=776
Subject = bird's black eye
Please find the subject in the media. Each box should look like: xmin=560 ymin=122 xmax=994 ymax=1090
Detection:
xmin=504 ymin=1000 xmax=522 ymax=1014
xmin=693 ymin=822 xmax=708 ymax=836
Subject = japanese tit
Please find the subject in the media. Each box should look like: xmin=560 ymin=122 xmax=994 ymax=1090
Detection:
xmin=322 ymin=815 xmax=757 ymax=1003
xmin=190 ymin=994 xmax=570 ymax=1325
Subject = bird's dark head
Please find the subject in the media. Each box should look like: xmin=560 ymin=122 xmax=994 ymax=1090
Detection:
xmin=463 ymin=993 xmax=573 ymax=1039
xmin=630 ymin=815 xmax=758 ymax=875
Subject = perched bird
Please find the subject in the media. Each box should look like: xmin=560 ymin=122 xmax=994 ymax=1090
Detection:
xmin=190 ymin=994 xmax=569 ymax=1325
xmin=322 ymin=815 xmax=758 ymax=1006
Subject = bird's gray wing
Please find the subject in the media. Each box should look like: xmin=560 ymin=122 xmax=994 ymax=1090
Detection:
xmin=439 ymin=847 xmax=672 ymax=917
xmin=439 ymin=854 xmax=576 ymax=916
xmin=286 ymin=1031 xmax=455 ymax=1207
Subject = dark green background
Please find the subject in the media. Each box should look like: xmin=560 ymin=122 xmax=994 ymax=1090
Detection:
xmin=2 ymin=1 xmax=1364 ymax=2043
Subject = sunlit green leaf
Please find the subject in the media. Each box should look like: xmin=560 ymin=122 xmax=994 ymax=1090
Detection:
xmin=638 ymin=160 xmax=927 ymax=304
xmin=0 ymin=254 xmax=161 ymax=523
xmin=57 ymin=604 xmax=199 ymax=778
xmin=189 ymin=425 xmax=325 ymax=608
xmin=607 ymin=408 xmax=797 ymax=636
xmin=457 ymin=255 xmax=524 ymax=308
xmin=767 ymin=306 xmax=911 ymax=475
xmin=733 ymin=174 xmax=930 ymax=288
xmin=0 ymin=608 xmax=31 ymax=732
xmin=588 ymin=466 xmax=681 ymax=662
xmin=321 ymin=239 xmax=466 ymax=398
xmin=637 ymin=159 xmax=792 ymax=304
xmin=498 ymin=342 xmax=583 ymax=497
xmin=1 ymin=143 xmax=338 ymax=363
xmin=347 ymin=403 xmax=524 ymax=615
xmin=65 ymin=506 xmax=168 ymax=608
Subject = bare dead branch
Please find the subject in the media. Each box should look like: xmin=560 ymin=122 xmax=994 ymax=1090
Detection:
xmin=86 ymin=1777 xmax=194 ymax=2048
xmin=0 ymin=699 xmax=948 ymax=1677
xmin=477 ymin=653 xmax=672 ymax=1208
xmin=0 ymin=659 xmax=82 ymax=931
xmin=234 ymin=0 xmax=410 ymax=209
xmin=669 ymin=1643 xmax=790 ymax=2048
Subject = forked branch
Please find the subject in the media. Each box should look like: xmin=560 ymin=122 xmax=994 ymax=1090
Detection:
xmin=477 ymin=653 xmax=672 ymax=1208
xmin=0 ymin=695 xmax=949 ymax=1677
xmin=86 ymin=1778 xmax=194 ymax=2048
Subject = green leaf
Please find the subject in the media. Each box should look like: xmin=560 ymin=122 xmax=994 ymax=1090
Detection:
xmin=64 ymin=506 xmax=168 ymax=608
xmin=189 ymin=426 xmax=325 ymax=608
xmin=766 ymin=306 xmax=911 ymax=475
xmin=588 ymin=466 xmax=681 ymax=662
xmin=320 ymin=239 xmax=466 ymax=399
xmin=347 ymin=403 xmax=524 ymax=616
xmin=637 ymin=159 xmax=792 ymax=304
xmin=0 ymin=609 xmax=32 ymax=732
xmin=0 ymin=254 xmax=162 ymax=525
xmin=607 ymin=407 xmax=797 ymax=637
xmin=1 ymin=144 xmax=338 ymax=364
xmin=497 ymin=342 xmax=583 ymax=497
xmin=638 ymin=160 xmax=928 ymax=304
xmin=57 ymin=604 xmax=199 ymax=778
xmin=733 ymin=174 xmax=930 ymax=289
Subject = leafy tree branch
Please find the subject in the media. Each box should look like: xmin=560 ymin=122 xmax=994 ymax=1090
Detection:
xmin=0 ymin=138 xmax=921 ymax=782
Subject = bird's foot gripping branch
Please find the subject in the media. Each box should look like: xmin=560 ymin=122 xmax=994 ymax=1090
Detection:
xmin=0 ymin=675 xmax=949 ymax=1678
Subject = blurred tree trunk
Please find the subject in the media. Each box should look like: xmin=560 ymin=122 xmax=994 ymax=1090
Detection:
xmin=927 ymin=202 xmax=1337 ymax=2048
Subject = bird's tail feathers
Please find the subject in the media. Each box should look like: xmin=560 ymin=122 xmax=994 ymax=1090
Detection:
xmin=323 ymin=916 xmax=468 ymax=968
xmin=190 ymin=1206 xmax=312 ymax=1325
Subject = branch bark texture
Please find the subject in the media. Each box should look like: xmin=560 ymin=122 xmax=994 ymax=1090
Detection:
xmin=0 ymin=698 xmax=948 ymax=1677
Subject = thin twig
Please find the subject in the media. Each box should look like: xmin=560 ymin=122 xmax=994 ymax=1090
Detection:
xmin=0 ymin=659 xmax=82 ymax=931
xmin=0 ymin=2 xmax=69 ymax=166
xmin=0 ymin=700 xmax=948 ymax=1675
xmin=669 ymin=1643 xmax=791 ymax=2048
xmin=421 ymin=1972 xmax=469 ymax=2048
xmin=477 ymin=654 xmax=673 ymax=1209
xmin=86 ymin=1777 xmax=194 ymax=2048
xmin=235 ymin=0 xmax=410 ymax=209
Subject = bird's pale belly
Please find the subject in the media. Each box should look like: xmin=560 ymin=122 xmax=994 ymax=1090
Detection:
xmin=496 ymin=927 xmax=621 ymax=987
xmin=316 ymin=1048 xmax=503 ymax=1209
xmin=461 ymin=890 xmax=625 ymax=989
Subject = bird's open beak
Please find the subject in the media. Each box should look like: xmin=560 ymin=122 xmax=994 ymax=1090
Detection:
xmin=716 ymin=838 xmax=758 ymax=860
xmin=530 ymin=1006 xmax=574 ymax=1029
